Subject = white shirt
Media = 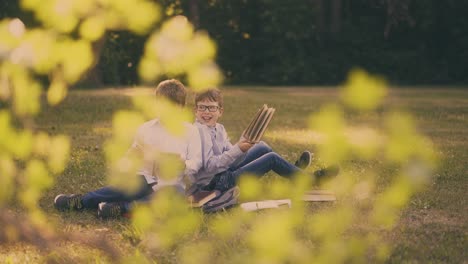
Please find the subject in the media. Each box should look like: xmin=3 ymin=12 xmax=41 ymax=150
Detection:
xmin=129 ymin=118 xmax=202 ymax=186
xmin=193 ymin=121 xmax=245 ymax=186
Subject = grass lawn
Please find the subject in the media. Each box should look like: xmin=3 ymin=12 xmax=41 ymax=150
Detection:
xmin=1 ymin=86 xmax=466 ymax=263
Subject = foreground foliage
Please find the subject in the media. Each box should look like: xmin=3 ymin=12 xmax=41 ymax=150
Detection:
xmin=4 ymin=85 xmax=465 ymax=263
xmin=1 ymin=0 xmax=464 ymax=263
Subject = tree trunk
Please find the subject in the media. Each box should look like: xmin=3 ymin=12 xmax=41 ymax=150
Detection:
xmin=77 ymin=36 xmax=107 ymax=87
xmin=330 ymin=0 xmax=342 ymax=34
xmin=314 ymin=0 xmax=325 ymax=33
xmin=188 ymin=0 xmax=200 ymax=29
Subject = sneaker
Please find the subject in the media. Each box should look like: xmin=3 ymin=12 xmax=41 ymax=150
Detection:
xmin=54 ymin=194 xmax=84 ymax=211
xmin=313 ymin=165 xmax=340 ymax=185
xmin=98 ymin=202 xmax=127 ymax=219
xmin=295 ymin=151 xmax=313 ymax=169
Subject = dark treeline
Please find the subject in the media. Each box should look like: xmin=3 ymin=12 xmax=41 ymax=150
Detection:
xmin=2 ymin=0 xmax=467 ymax=86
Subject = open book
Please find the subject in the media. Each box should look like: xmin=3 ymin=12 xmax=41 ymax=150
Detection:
xmin=187 ymin=190 xmax=221 ymax=207
xmin=242 ymin=104 xmax=275 ymax=143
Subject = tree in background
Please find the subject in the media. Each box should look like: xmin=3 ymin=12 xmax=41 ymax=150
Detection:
xmin=4 ymin=0 xmax=464 ymax=86
xmin=0 ymin=1 xmax=441 ymax=263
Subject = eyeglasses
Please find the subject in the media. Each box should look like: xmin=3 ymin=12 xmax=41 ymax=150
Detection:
xmin=196 ymin=105 xmax=220 ymax=112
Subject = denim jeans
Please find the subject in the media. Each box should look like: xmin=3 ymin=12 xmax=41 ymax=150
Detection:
xmin=81 ymin=175 xmax=154 ymax=209
xmin=230 ymin=141 xmax=300 ymax=180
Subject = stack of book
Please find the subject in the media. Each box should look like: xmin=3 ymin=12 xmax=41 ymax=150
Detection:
xmin=242 ymin=104 xmax=275 ymax=143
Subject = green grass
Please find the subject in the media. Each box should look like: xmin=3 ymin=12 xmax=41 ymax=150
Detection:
xmin=3 ymin=86 xmax=467 ymax=263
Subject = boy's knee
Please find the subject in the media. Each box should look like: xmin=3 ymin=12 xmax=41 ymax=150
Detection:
xmin=257 ymin=141 xmax=272 ymax=152
xmin=264 ymin=152 xmax=281 ymax=163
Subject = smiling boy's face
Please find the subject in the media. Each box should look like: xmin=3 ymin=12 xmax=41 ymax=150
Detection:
xmin=195 ymin=99 xmax=223 ymax=127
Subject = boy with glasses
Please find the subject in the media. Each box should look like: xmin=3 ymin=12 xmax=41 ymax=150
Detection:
xmin=190 ymin=89 xmax=338 ymax=195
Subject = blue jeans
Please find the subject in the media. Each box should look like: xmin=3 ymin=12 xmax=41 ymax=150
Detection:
xmin=81 ymin=175 xmax=154 ymax=209
xmin=231 ymin=141 xmax=300 ymax=180
xmin=206 ymin=142 xmax=301 ymax=192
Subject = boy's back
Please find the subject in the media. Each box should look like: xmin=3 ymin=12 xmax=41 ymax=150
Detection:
xmin=54 ymin=79 xmax=204 ymax=218
xmin=134 ymin=118 xmax=202 ymax=185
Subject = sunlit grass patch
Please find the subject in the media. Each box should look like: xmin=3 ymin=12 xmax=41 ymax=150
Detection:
xmin=266 ymin=129 xmax=324 ymax=146
xmin=3 ymin=86 xmax=464 ymax=263
xmin=0 ymin=244 xmax=42 ymax=263
xmin=71 ymin=87 xmax=464 ymax=260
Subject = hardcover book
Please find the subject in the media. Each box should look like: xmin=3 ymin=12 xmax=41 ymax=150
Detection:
xmin=302 ymin=190 xmax=336 ymax=202
xmin=187 ymin=190 xmax=221 ymax=207
xmin=240 ymin=199 xmax=291 ymax=212
xmin=242 ymin=104 xmax=275 ymax=143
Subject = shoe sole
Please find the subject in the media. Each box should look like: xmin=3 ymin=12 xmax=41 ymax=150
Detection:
xmin=98 ymin=202 xmax=106 ymax=218
xmin=304 ymin=151 xmax=313 ymax=168
xmin=54 ymin=194 xmax=65 ymax=204
xmin=297 ymin=151 xmax=313 ymax=169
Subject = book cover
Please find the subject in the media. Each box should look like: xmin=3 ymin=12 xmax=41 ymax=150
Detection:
xmin=252 ymin=108 xmax=275 ymax=142
xmin=248 ymin=106 xmax=270 ymax=141
xmin=188 ymin=190 xmax=220 ymax=207
xmin=240 ymin=199 xmax=291 ymax=212
xmin=243 ymin=104 xmax=266 ymax=139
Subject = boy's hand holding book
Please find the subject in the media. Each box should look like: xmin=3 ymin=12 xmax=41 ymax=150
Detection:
xmin=237 ymin=138 xmax=254 ymax=152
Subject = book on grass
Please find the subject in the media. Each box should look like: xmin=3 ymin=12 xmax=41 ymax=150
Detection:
xmin=302 ymin=190 xmax=336 ymax=202
xmin=240 ymin=199 xmax=291 ymax=212
xmin=242 ymin=104 xmax=275 ymax=143
xmin=187 ymin=190 xmax=220 ymax=207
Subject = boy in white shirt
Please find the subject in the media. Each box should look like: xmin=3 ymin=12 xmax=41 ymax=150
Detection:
xmin=190 ymin=89 xmax=338 ymax=194
xmin=54 ymin=79 xmax=203 ymax=218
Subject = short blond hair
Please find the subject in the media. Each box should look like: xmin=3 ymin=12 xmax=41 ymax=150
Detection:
xmin=155 ymin=79 xmax=187 ymax=106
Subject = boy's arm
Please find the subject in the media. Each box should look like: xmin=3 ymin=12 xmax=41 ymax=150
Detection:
xmin=202 ymin=124 xmax=245 ymax=174
xmin=220 ymin=126 xmax=234 ymax=151
xmin=184 ymin=126 xmax=203 ymax=183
